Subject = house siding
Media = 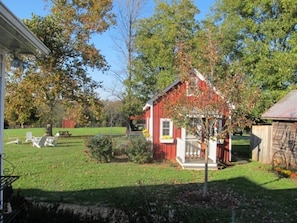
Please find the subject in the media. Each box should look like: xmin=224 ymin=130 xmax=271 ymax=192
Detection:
xmin=251 ymin=122 xmax=297 ymax=168
xmin=271 ymin=121 xmax=297 ymax=168
xmin=152 ymin=93 xmax=182 ymax=160
xmin=259 ymin=90 xmax=297 ymax=167
xmin=217 ymin=141 xmax=229 ymax=162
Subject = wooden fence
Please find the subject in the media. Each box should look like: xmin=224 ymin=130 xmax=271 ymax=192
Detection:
xmin=250 ymin=125 xmax=272 ymax=164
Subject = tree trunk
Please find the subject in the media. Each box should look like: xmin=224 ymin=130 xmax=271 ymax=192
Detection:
xmin=46 ymin=123 xmax=53 ymax=136
xmin=203 ymin=140 xmax=209 ymax=197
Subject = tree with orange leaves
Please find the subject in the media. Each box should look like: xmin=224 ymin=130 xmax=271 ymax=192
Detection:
xmin=163 ymin=23 xmax=259 ymax=197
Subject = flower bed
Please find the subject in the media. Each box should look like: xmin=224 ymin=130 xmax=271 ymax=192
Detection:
xmin=272 ymin=166 xmax=297 ymax=179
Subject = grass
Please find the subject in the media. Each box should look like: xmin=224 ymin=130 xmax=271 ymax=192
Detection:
xmin=5 ymin=127 xmax=126 ymax=139
xmin=3 ymin=129 xmax=297 ymax=222
xmin=232 ymin=134 xmax=251 ymax=160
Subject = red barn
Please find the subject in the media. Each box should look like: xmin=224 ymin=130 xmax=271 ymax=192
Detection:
xmin=143 ymin=69 xmax=232 ymax=169
xmin=62 ymin=119 xmax=76 ymax=128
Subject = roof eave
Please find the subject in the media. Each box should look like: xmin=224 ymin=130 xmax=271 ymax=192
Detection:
xmin=262 ymin=116 xmax=297 ymax=121
xmin=0 ymin=2 xmax=50 ymax=56
xmin=143 ymin=99 xmax=154 ymax=111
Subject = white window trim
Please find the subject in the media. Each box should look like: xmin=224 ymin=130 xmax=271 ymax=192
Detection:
xmin=160 ymin=118 xmax=174 ymax=143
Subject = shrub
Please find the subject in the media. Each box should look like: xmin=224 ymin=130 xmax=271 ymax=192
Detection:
xmin=112 ymin=138 xmax=130 ymax=156
xmin=126 ymin=136 xmax=152 ymax=164
xmin=85 ymin=135 xmax=113 ymax=163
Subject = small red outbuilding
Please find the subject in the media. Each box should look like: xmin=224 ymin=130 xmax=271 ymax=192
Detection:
xmin=143 ymin=69 xmax=232 ymax=169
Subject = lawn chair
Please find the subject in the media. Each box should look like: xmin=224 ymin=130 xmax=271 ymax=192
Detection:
xmin=45 ymin=133 xmax=60 ymax=147
xmin=6 ymin=133 xmax=21 ymax=144
xmin=32 ymin=136 xmax=47 ymax=148
xmin=25 ymin=131 xmax=33 ymax=143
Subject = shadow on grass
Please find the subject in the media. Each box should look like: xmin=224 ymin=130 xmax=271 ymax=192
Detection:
xmin=231 ymin=145 xmax=251 ymax=162
xmin=14 ymin=176 xmax=297 ymax=222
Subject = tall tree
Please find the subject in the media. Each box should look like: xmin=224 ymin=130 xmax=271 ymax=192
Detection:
xmin=133 ymin=0 xmax=200 ymax=98
xmin=4 ymin=64 xmax=37 ymax=128
xmin=210 ymin=0 xmax=297 ymax=119
xmin=164 ymin=22 xmax=259 ymax=197
xmin=109 ymin=0 xmax=148 ymax=122
xmin=5 ymin=1 xmax=114 ymax=132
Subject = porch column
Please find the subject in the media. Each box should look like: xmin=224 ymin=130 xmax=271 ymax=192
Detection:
xmin=176 ymin=138 xmax=185 ymax=163
xmin=0 ymin=51 xmax=5 ymax=212
xmin=209 ymin=139 xmax=217 ymax=163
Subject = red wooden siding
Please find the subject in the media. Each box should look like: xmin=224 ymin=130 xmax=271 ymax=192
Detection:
xmin=151 ymin=84 xmax=182 ymax=161
xmin=62 ymin=119 xmax=76 ymax=128
xmin=217 ymin=139 xmax=230 ymax=162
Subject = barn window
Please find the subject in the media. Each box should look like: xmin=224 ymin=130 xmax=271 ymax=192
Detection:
xmin=160 ymin=118 xmax=174 ymax=143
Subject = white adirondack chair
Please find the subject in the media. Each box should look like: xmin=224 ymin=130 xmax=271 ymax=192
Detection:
xmin=32 ymin=136 xmax=47 ymax=148
xmin=45 ymin=133 xmax=60 ymax=147
xmin=6 ymin=133 xmax=21 ymax=144
xmin=25 ymin=131 xmax=33 ymax=143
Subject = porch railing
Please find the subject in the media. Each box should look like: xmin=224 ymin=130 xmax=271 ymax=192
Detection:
xmin=177 ymin=138 xmax=203 ymax=163
xmin=185 ymin=139 xmax=201 ymax=158
xmin=177 ymin=137 xmax=217 ymax=164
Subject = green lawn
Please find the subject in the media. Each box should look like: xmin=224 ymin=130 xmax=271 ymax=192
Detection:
xmin=232 ymin=134 xmax=251 ymax=159
xmin=5 ymin=127 xmax=126 ymax=139
xmin=3 ymin=129 xmax=297 ymax=222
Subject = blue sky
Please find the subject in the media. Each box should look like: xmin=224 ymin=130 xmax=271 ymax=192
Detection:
xmin=2 ymin=0 xmax=215 ymax=100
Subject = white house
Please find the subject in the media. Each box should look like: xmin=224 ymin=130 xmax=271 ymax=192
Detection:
xmin=0 ymin=2 xmax=49 ymax=219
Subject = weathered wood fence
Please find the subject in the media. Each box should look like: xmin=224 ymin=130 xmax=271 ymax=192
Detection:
xmin=250 ymin=125 xmax=272 ymax=164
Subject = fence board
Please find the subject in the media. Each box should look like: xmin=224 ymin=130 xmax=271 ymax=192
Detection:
xmin=251 ymin=125 xmax=272 ymax=164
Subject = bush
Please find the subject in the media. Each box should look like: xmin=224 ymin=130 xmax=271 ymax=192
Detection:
xmin=112 ymin=138 xmax=130 ymax=156
xmin=126 ymin=136 xmax=152 ymax=164
xmin=85 ymin=135 xmax=113 ymax=163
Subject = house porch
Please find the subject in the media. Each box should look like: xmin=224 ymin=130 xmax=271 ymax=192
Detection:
xmin=176 ymin=138 xmax=218 ymax=170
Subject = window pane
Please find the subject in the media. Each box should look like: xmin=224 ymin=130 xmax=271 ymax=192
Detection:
xmin=162 ymin=129 xmax=170 ymax=136
xmin=162 ymin=120 xmax=170 ymax=136
xmin=163 ymin=121 xmax=170 ymax=129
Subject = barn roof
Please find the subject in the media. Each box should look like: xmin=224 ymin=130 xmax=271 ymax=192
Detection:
xmin=262 ymin=90 xmax=297 ymax=121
